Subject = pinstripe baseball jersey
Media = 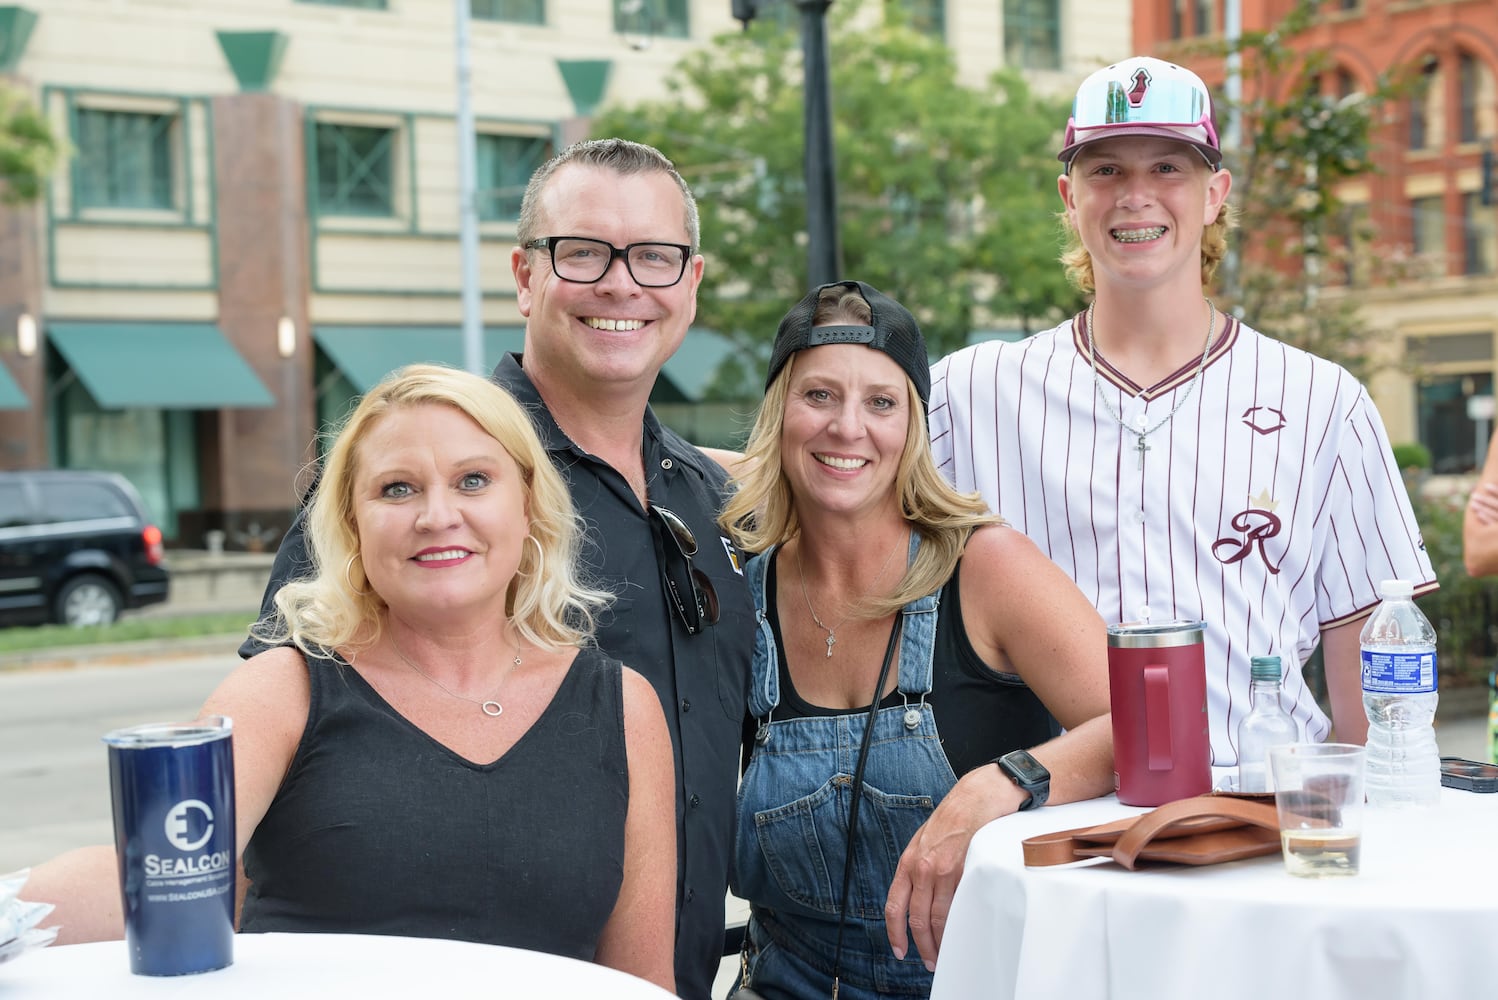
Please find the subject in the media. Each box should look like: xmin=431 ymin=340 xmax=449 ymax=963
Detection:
xmin=929 ymin=311 xmax=1437 ymax=765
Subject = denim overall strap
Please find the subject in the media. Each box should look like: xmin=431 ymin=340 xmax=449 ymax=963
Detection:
xmin=745 ymin=536 xmax=938 ymax=718
xmin=744 ymin=542 xmax=782 ymax=720
xmin=894 ymin=532 xmax=939 ymax=700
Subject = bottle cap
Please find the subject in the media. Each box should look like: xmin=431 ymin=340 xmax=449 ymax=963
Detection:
xmin=1379 ymin=579 xmax=1413 ymax=599
xmin=1250 ymin=655 xmax=1282 ymax=681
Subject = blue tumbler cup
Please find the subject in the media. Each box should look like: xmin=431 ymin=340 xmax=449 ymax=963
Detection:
xmin=104 ymin=716 xmax=236 ymax=976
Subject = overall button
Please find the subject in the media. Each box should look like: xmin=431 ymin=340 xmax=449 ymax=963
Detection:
xmin=661 ymin=458 xmax=674 ymax=470
xmin=680 ymin=698 xmax=691 ymax=713
xmin=689 ymin=793 xmax=701 ymax=808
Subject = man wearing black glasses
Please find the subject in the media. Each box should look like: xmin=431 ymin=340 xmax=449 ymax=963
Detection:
xmin=244 ymin=139 xmax=753 ymax=1000
xmin=929 ymin=57 xmax=1434 ymax=774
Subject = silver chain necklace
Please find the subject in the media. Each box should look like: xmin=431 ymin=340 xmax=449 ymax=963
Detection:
xmin=392 ymin=633 xmax=523 ymax=717
xmin=1085 ymin=298 xmax=1217 ymax=470
xmin=796 ymin=531 xmax=906 ymax=658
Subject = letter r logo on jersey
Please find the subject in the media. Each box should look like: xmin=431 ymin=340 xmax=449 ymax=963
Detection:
xmin=165 ymin=799 xmax=215 ymax=852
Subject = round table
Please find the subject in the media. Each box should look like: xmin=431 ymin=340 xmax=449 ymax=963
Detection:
xmin=931 ymin=788 xmax=1498 ymax=1000
xmin=0 ymin=931 xmax=677 ymax=998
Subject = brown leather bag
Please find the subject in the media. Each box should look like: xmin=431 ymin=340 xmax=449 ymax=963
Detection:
xmin=1022 ymin=794 xmax=1281 ymax=870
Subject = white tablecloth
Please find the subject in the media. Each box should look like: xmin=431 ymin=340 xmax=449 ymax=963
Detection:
xmin=932 ymin=789 xmax=1498 ymax=1000
xmin=0 ymin=931 xmax=677 ymax=998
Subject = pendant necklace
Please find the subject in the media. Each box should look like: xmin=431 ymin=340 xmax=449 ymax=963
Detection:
xmin=797 ymin=530 xmax=906 ymax=658
xmin=1086 ymin=298 xmax=1217 ymax=470
xmin=392 ymin=632 xmax=523 ymax=718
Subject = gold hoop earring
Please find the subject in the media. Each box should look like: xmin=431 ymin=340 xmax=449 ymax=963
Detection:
xmin=344 ymin=552 xmax=369 ymax=596
xmin=516 ymin=534 xmax=545 ymax=579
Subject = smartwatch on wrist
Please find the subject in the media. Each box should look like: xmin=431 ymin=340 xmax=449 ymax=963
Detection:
xmin=994 ymin=749 xmax=1050 ymax=811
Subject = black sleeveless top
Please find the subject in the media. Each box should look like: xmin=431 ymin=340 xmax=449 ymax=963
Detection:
xmin=756 ymin=554 xmax=1059 ymax=777
xmin=240 ymin=646 xmax=628 ymax=960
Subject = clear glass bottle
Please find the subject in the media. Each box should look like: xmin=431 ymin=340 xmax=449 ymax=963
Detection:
xmin=1361 ymin=579 xmax=1440 ymax=807
xmin=1237 ymin=655 xmax=1300 ymax=793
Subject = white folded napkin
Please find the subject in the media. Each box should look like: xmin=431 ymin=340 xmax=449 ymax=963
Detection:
xmin=0 ymin=869 xmax=59 ymax=967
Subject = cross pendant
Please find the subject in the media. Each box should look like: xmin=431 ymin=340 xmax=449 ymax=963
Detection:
xmin=1135 ymin=434 xmax=1150 ymax=470
xmin=825 ymin=633 xmax=836 ymax=658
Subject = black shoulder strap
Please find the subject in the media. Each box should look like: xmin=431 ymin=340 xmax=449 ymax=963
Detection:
xmin=831 ymin=613 xmax=902 ymax=997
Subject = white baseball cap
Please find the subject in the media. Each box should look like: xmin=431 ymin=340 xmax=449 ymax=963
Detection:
xmin=1058 ymin=57 xmax=1222 ymax=170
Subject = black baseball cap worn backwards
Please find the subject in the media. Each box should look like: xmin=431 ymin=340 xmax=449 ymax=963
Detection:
xmin=765 ymin=280 xmax=931 ymax=407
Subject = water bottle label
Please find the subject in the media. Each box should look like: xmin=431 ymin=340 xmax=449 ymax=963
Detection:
xmin=1360 ymin=649 xmax=1437 ymax=694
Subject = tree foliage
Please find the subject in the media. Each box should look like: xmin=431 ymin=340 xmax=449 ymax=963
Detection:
xmin=0 ymin=83 xmax=61 ymax=205
xmin=593 ymin=1 xmax=1077 ymax=396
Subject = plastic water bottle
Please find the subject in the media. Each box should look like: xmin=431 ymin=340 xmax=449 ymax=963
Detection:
xmin=1237 ymin=655 xmax=1300 ymax=793
xmin=1360 ymin=579 xmax=1440 ymax=807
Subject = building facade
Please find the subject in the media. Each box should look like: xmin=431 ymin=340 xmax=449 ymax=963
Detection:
xmin=1136 ymin=0 xmax=1498 ymax=475
xmin=0 ymin=0 xmax=1129 ymax=545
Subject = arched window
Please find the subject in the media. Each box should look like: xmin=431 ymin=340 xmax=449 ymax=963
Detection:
xmin=1458 ymin=51 xmax=1495 ymax=145
xmin=1194 ymin=0 xmax=1213 ymax=36
xmin=1334 ymin=67 xmax=1358 ymax=101
xmin=1409 ymin=57 xmax=1443 ymax=151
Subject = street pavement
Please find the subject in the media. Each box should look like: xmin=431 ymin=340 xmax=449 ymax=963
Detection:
xmin=1 ymin=636 xmax=1490 ymax=998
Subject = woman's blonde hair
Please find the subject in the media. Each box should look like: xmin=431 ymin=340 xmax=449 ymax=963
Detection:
xmin=1059 ymin=198 xmax=1239 ymax=294
xmin=719 ymin=292 xmax=998 ymax=617
xmin=253 ymin=364 xmax=610 ymax=658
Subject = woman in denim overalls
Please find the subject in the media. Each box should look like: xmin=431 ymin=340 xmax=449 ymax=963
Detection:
xmin=717 ymin=281 xmax=1115 ymax=999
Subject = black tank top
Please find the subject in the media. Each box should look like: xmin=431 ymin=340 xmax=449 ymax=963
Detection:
xmin=759 ymin=554 xmax=1059 ymax=777
xmin=240 ymin=646 xmax=628 ymax=961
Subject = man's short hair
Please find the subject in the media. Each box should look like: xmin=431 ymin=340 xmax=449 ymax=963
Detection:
xmin=516 ymin=138 xmax=700 ymax=251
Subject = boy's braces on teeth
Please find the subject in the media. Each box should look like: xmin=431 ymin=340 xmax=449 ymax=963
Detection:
xmin=1113 ymin=227 xmax=1166 ymax=243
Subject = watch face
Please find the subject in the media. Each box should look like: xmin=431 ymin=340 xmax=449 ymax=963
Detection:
xmin=1003 ymin=750 xmax=1049 ymax=784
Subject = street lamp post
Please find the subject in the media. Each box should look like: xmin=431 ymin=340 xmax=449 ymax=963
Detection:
xmin=796 ymin=0 xmax=842 ymax=286
xmin=734 ymin=0 xmax=843 ymax=286
xmin=454 ymin=0 xmax=485 ymax=375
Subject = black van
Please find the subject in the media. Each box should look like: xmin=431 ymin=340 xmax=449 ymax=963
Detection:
xmin=0 ymin=470 xmax=171 ymax=627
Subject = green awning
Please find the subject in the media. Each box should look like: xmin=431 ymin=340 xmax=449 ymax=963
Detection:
xmin=47 ymin=322 xmax=274 ymax=408
xmin=313 ymin=325 xmax=525 ymax=391
xmin=0 ymin=363 xmax=27 ymax=410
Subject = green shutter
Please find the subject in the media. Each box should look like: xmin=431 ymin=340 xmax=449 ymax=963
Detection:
xmin=1003 ymin=0 xmax=1060 ymax=71
xmin=614 ymin=0 xmax=688 ymax=40
xmin=476 ymin=133 xmax=552 ymax=221
xmin=297 ymin=0 xmax=387 ymax=9
xmin=315 ymin=123 xmax=394 ymax=217
xmin=215 ymin=30 xmax=289 ymax=93
xmin=558 ymin=60 xmax=612 ymax=118
xmin=471 ymin=0 xmax=545 ymax=24
xmin=894 ymin=0 xmax=944 ymax=38
xmin=0 ymin=6 xmax=39 ymax=73
xmin=75 ymin=108 xmax=176 ymax=210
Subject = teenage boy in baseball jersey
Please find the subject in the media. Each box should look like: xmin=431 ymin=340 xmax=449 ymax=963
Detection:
xmin=928 ymin=56 xmax=1436 ymax=766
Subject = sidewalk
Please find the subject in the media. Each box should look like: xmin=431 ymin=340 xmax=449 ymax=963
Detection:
xmin=138 ymin=548 xmax=276 ymax=618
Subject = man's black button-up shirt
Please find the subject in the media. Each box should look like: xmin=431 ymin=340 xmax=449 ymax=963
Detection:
xmin=492 ymin=355 xmax=752 ymax=1000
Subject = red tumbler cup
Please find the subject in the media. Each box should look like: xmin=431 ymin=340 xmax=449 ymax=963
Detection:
xmin=1107 ymin=621 xmax=1211 ymax=806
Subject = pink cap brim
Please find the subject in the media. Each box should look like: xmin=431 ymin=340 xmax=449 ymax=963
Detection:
xmin=1058 ymin=124 xmax=1222 ymax=168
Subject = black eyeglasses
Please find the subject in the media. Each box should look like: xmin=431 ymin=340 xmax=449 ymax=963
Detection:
xmin=523 ymin=236 xmax=693 ymax=288
xmin=649 ymin=505 xmax=720 ymax=635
